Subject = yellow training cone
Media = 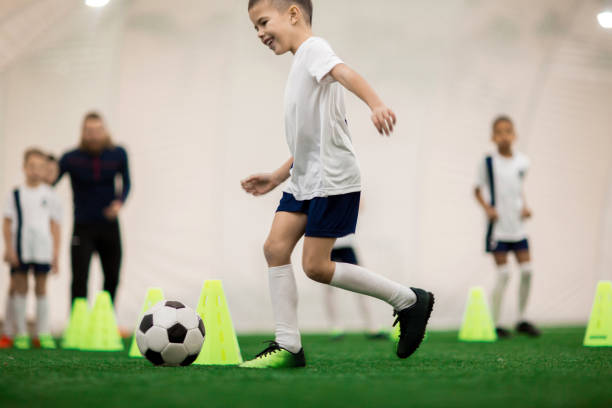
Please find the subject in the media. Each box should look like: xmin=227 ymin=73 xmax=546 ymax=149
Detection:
xmin=194 ymin=280 xmax=243 ymax=365
xmin=61 ymin=298 xmax=90 ymax=349
xmin=458 ymin=287 xmax=497 ymax=342
xmin=81 ymin=291 xmax=124 ymax=351
xmin=584 ymin=281 xmax=612 ymax=347
xmin=129 ymin=287 xmax=165 ymax=357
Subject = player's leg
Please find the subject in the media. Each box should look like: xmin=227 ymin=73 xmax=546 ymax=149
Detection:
xmin=96 ymin=221 xmax=122 ymax=301
xmin=491 ymin=248 xmax=511 ymax=338
xmin=0 ymin=277 xmax=16 ymax=348
xmin=34 ymin=268 xmax=56 ymax=349
xmin=241 ymin=210 xmax=307 ymax=368
xmin=514 ymin=243 xmax=540 ymax=337
xmin=12 ymin=270 xmax=30 ymax=349
xmin=71 ymin=224 xmax=95 ymax=301
xmin=342 ymin=247 xmax=384 ymax=338
xmin=302 ymin=237 xmax=432 ymax=358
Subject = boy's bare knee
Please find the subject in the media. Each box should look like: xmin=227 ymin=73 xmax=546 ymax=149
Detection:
xmin=13 ymin=275 xmax=28 ymax=295
xmin=302 ymin=258 xmax=330 ymax=284
xmin=35 ymin=282 xmax=47 ymax=296
xmin=263 ymin=239 xmax=291 ymax=266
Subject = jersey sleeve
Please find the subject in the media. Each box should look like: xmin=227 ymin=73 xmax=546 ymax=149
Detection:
xmin=306 ymin=39 xmax=344 ymax=84
xmin=3 ymin=192 xmax=16 ymax=221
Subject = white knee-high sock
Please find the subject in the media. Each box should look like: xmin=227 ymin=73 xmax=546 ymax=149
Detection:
xmin=36 ymin=296 xmax=49 ymax=335
xmin=330 ymin=263 xmax=416 ymax=312
xmin=4 ymin=294 xmax=15 ymax=337
xmin=13 ymin=295 xmax=27 ymax=336
xmin=491 ymin=264 xmax=510 ymax=324
xmin=269 ymin=265 xmax=302 ymax=353
xmin=518 ymin=262 xmax=532 ymax=322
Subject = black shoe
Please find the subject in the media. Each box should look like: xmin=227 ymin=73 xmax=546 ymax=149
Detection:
xmin=393 ymin=288 xmax=434 ymax=359
xmin=496 ymin=327 xmax=512 ymax=339
xmin=516 ymin=321 xmax=541 ymax=337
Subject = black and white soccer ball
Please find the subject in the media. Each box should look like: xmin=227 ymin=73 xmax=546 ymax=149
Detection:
xmin=136 ymin=300 xmax=205 ymax=366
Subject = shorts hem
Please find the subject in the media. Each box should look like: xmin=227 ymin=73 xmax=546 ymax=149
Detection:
xmin=10 ymin=263 xmax=52 ymax=275
xmin=305 ymin=229 xmax=357 ymax=238
xmin=284 ymin=186 xmax=362 ymax=201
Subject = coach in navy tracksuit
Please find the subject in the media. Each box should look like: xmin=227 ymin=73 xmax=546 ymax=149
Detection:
xmin=56 ymin=112 xmax=131 ymax=302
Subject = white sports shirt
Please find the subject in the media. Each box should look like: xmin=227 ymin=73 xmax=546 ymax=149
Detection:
xmin=283 ymin=36 xmax=361 ymax=201
xmin=3 ymin=184 xmax=62 ymax=264
xmin=476 ymin=151 xmax=530 ymax=242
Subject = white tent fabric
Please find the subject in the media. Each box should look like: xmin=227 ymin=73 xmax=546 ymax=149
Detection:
xmin=1 ymin=0 xmax=611 ymax=333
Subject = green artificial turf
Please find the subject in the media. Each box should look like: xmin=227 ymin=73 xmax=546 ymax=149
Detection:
xmin=1 ymin=327 xmax=611 ymax=408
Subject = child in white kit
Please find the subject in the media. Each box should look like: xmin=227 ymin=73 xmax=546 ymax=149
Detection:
xmin=2 ymin=148 xmax=62 ymax=349
xmin=240 ymin=0 xmax=434 ymax=368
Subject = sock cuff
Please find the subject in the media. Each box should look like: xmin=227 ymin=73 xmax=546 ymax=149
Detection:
xmin=330 ymin=262 xmax=350 ymax=286
xmin=519 ymin=262 xmax=533 ymax=274
xmin=497 ymin=263 xmax=511 ymax=275
xmin=268 ymin=264 xmax=294 ymax=275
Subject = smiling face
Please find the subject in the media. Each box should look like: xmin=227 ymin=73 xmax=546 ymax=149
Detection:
xmin=249 ymin=0 xmax=302 ymax=55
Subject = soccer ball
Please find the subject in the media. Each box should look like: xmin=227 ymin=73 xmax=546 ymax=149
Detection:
xmin=136 ymin=300 xmax=205 ymax=366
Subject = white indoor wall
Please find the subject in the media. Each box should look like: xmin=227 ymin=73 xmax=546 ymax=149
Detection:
xmin=0 ymin=0 xmax=611 ymax=333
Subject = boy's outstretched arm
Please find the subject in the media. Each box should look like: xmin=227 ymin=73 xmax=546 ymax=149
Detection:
xmin=330 ymin=64 xmax=396 ymax=136
xmin=241 ymin=157 xmax=293 ymax=197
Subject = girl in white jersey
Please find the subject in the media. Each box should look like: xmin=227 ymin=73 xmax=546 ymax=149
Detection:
xmin=475 ymin=116 xmax=540 ymax=338
xmin=240 ymin=0 xmax=434 ymax=368
xmin=1 ymin=149 xmax=62 ymax=350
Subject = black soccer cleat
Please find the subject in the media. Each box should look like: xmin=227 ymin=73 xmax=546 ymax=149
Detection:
xmin=496 ymin=327 xmax=512 ymax=339
xmin=393 ymin=288 xmax=435 ymax=359
xmin=515 ymin=321 xmax=541 ymax=338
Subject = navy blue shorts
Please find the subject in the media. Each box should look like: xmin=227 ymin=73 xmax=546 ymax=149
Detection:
xmin=11 ymin=263 xmax=51 ymax=275
xmin=489 ymin=239 xmax=530 ymax=253
xmin=330 ymin=247 xmax=359 ymax=265
xmin=276 ymin=192 xmax=360 ymax=238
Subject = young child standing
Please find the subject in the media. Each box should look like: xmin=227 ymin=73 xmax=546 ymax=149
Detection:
xmin=1 ymin=149 xmax=62 ymax=349
xmin=241 ymin=0 xmax=434 ymax=368
xmin=475 ymin=116 xmax=540 ymax=338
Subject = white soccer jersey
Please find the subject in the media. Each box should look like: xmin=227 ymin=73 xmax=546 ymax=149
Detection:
xmin=283 ymin=36 xmax=361 ymax=201
xmin=3 ymin=184 xmax=62 ymax=264
xmin=476 ymin=151 xmax=530 ymax=242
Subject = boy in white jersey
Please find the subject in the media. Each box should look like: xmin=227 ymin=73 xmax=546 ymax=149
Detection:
xmin=1 ymin=149 xmax=62 ymax=349
xmin=475 ymin=116 xmax=540 ymax=338
xmin=241 ymin=0 xmax=434 ymax=368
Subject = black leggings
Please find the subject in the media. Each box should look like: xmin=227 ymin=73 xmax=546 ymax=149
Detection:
xmin=71 ymin=221 xmax=122 ymax=301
